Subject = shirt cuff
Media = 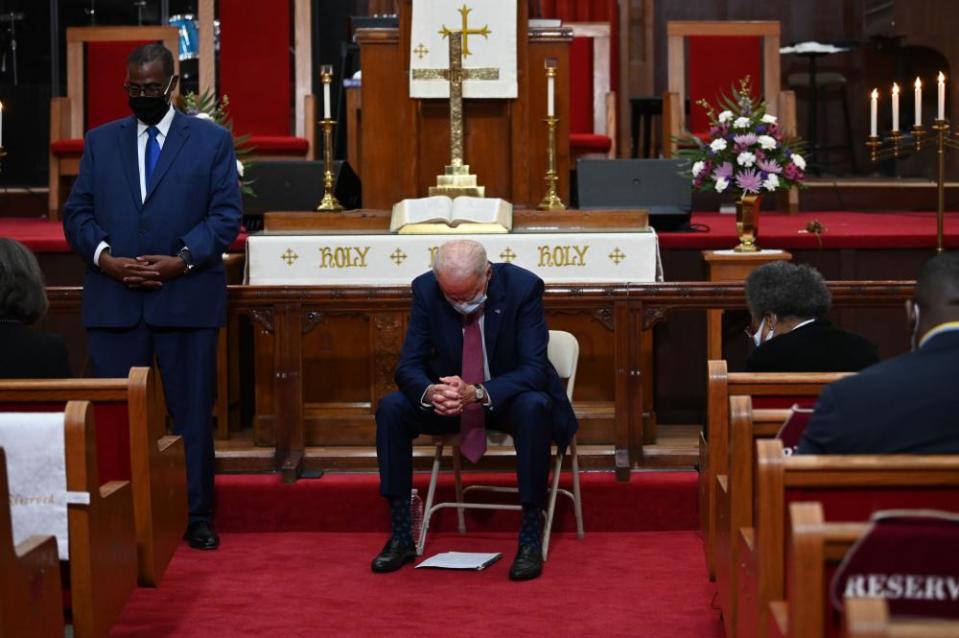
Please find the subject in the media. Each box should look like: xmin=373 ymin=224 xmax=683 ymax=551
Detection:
xmin=94 ymin=241 xmax=110 ymax=267
xmin=420 ymin=385 xmax=433 ymax=409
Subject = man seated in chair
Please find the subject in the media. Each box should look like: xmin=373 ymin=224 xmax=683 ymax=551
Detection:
xmin=373 ymin=240 xmax=578 ymax=581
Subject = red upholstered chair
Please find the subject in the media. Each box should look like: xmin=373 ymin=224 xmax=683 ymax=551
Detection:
xmin=48 ymin=27 xmax=181 ymax=219
xmin=538 ymin=0 xmax=619 ymax=159
xmin=197 ymin=0 xmax=316 ymax=160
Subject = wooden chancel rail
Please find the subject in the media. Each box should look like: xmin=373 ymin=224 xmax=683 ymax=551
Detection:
xmin=46 ymin=281 xmax=913 ymax=482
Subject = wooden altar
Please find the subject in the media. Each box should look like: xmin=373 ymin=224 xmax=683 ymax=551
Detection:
xmin=354 ymin=0 xmax=572 ymax=209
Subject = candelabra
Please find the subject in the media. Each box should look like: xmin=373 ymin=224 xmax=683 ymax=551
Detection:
xmin=316 ymin=65 xmax=343 ymax=211
xmin=867 ymin=120 xmax=958 ymax=253
xmin=538 ymin=59 xmax=565 ymax=211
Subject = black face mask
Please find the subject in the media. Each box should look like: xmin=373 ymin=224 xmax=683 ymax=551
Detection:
xmin=129 ymin=94 xmax=171 ymax=126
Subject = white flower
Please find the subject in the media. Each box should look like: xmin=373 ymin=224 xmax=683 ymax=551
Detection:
xmin=733 ymin=116 xmax=751 ymax=129
xmin=236 ymin=159 xmax=245 ymax=178
xmin=692 ymin=161 xmax=705 ymax=178
xmin=737 ymin=151 xmax=756 ymax=167
xmin=710 ymin=138 xmax=728 ymax=152
xmin=762 ymin=173 xmax=780 ymax=191
xmin=791 ymin=153 xmax=807 ymax=170
xmin=761 ymin=114 xmax=778 ymax=124
xmin=758 ymin=135 xmax=777 ymax=150
xmin=718 ymin=110 xmax=734 ymax=124
xmin=714 ymin=176 xmax=730 ymax=193
xmin=194 ymin=112 xmax=213 ymax=121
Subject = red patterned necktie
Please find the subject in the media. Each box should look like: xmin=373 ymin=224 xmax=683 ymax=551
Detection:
xmin=459 ymin=312 xmax=486 ymax=463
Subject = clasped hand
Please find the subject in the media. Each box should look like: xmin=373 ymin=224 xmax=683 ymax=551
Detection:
xmin=101 ymin=253 xmax=186 ymax=289
xmin=430 ymin=375 xmax=477 ymax=417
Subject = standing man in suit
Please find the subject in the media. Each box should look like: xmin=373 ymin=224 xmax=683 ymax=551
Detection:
xmin=798 ymin=252 xmax=959 ymax=454
xmin=63 ymin=43 xmax=242 ymax=549
xmin=373 ymin=240 xmax=577 ymax=580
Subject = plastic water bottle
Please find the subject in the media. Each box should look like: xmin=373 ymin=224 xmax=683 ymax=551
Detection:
xmin=410 ymin=488 xmax=424 ymax=545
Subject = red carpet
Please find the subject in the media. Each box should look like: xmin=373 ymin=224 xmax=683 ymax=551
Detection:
xmin=110 ymin=531 xmax=722 ymax=638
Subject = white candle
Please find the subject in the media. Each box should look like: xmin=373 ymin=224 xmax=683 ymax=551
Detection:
xmin=938 ymin=71 xmax=946 ymax=121
xmin=547 ymin=73 xmax=555 ymax=117
xmin=870 ymin=89 xmax=878 ymax=137
xmin=321 ymin=65 xmax=333 ymax=120
xmin=891 ymin=83 xmax=900 ymax=132
xmin=915 ymin=77 xmax=922 ymax=127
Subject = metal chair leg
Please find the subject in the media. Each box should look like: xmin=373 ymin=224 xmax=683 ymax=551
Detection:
xmin=571 ymin=437 xmax=584 ymax=538
xmin=452 ymin=445 xmax=466 ymax=533
xmin=418 ymin=441 xmax=444 ymax=556
xmin=542 ymin=447 xmax=564 ymax=561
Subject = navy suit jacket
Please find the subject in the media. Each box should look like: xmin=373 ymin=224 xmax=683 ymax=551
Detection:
xmin=798 ymin=330 xmax=959 ymax=454
xmin=395 ymin=262 xmax=578 ymax=448
xmin=63 ymin=109 xmax=242 ymax=329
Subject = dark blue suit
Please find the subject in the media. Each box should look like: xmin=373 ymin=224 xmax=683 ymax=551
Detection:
xmin=377 ymin=263 xmax=578 ymax=507
xmin=798 ymin=330 xmax=959 ymax=454
xmin=63 ymin=109 xmax=242 ymax=523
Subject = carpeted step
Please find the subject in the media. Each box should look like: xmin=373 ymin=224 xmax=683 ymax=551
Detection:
xmin=215 ymin=470 xmax=699 ymax=534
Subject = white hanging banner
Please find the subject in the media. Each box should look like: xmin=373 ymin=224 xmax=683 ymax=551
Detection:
xmin=0 ymin=412 xmax=79 ymax=559
xmin=410 ymin=0 xmax=518 ymax=99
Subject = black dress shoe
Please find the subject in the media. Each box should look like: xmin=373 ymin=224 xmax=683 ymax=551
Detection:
xmin=509 ymin=544 xmax=543 ymax=581
xmin=371 ymin=536 xmax=416 ymax=573
xmin=184 ymin=521 xmax=219 ymax=550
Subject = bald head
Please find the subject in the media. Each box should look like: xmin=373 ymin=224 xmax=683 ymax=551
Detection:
xmin=915 ymin=251 xmax=959 ymax=334
xmin=433 ymin=240 xmax=491 ymax=305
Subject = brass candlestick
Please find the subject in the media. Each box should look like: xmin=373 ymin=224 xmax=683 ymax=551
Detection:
xmin=867 ymin=119 xmax=958 ymax=253
xmin=316 ymin=118 xmax=343 ymax=211
xmin=538 ymin=59 xmax=565 ymax=211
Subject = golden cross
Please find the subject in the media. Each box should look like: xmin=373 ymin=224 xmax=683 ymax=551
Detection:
xmin=411 ymin=32 xmax=498 ymax=167
xmin=499 ymin=247 xmax=517 ymax=263
xmin=439 ymin=4 xmax=490 ymax=58
xmin=281 ymin=249 xmax=299 ymax=266
xmin=390 ymin=248 xmax=407 ymax=265
xmin=608 ymin=248 xmax=626 ymax=265
xmin=413 ymin=43 xmax=430 ymax=59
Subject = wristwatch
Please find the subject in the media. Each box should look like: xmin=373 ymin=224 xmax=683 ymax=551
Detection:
xmin=177 ymin=247 xmax=194 ymax=273
xmin=473 ymin=384 xmax=486 ymax=403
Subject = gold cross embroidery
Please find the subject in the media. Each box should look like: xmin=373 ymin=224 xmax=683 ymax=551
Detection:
xmin=439 ymin=4 xmax=491 ymax=58
xmin=281 ymin=249 xmax=299 ymax=266
xmin=390 ymin=248 xmax=408 ymax=266
xmin=499 ymin=247 xmax=517 ymax=263
xmin=413 ymin=43 xmax=430 ymax=59
xmin=608 ymin=248 xmax=626 ymax=265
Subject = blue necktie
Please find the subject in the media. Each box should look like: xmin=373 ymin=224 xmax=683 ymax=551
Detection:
xmin=144 ymin=126 xmax=161 ymax=188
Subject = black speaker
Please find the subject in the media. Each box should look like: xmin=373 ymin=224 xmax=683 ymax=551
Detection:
xmin=576 ymin=159 xmax=692 ymax=231
xmin=241 ymin=160 xmax=362 ymax=230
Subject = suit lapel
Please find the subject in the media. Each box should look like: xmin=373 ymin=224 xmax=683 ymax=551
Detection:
xmin=117 ymin=117 xmax=142 ymax=211
xmin=145 ymin=111 xmax=190 ymax=202
xmin=483 ymin=266 xmax=506 ymax=364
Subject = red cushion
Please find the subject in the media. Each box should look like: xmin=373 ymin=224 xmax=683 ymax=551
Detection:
xmin=570 ymin=133 xmax=612 ymax=152
xmin=569 ymin=37 xmax=595 ymax=134
xmin=240 ymin=135 xmax=309 ymax=155
xmin=51 ymin=139 xmax=85 ymax=156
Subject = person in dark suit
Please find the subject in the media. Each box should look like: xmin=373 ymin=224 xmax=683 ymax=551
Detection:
xmin=798 ymin=252 xmax=959 ymax=454
xmin=373 ymin=240 xmax=578 ymax=581
xmin=744 ymin=261 xmax=879 ymax=372
xmin=0 ymin=238 xmax=71 ymax=378
xmin=62 ymin=44 xmax=242 ymax=550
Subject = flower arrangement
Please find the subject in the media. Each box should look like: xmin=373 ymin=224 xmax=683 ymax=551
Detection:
xmin=679 ymin=77 xmax=806 ymax=197
xmin=176 ymin=90 xmax=255 ymax=196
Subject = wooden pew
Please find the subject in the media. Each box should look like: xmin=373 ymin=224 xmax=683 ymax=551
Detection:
xmin=737 ymin=439 xmax=959 ymax=638
xmin=0 ymin=368 xmax=187 ymax=587
xmin=843 ymin=599 xmax=959 ymax=638
xmin=0 ymin=448 xmax=65 ymax=638
xmin=701 ymin=359 xmax=848 ymax=580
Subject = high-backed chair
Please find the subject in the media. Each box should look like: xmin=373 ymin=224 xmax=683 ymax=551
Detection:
xmin=196 ymin=0 xmax=316 ymax=160
xmin=418 ymin=330 xmax=585 ymax=560
xmin=48 ymin=26 xmax=181 ymax=218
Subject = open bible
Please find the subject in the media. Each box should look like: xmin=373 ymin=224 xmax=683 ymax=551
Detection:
xmin=390 ymin=196 xmax=513 ymax=234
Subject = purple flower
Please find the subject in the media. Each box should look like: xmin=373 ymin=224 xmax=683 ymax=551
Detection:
xmin=735 ymin=168 xmax=763 ymax=194
xmin=756 ymin=125 xmax=767 ymax=134
xmin=757 ymin=158 xmax=782 ymax=173
xmin=755 ymin=149 xmax=767 ymax=161
xmin=713 ymin=162 xmax=734 ymax=180
xmin=783 ymin=163 xmax=803 ymax=181
xmin=733 ymin=133 xmax=758 ymax=147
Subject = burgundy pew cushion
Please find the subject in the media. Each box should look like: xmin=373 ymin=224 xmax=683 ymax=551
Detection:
xmin=571 ymin=133 xmax=612 ymax=153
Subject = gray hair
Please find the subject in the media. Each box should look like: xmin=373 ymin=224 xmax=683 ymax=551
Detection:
xmin=432 ymin=240 xmax=489 ymax=281
xmin=0 ymin=238 xmax=49 ymax=324
xmin=744 ymin=261 xmax=831 ymax=320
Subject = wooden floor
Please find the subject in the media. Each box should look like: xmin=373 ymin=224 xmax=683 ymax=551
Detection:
xmin=214 ymin=424 xmax=701 ymax=474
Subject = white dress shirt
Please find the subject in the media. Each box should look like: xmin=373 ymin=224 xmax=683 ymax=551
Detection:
xmin=94 ymin=105 xmax=176 ymax=266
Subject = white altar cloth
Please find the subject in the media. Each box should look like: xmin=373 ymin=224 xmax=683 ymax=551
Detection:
xmin=246 ymin=231 xmax=661 ymax=286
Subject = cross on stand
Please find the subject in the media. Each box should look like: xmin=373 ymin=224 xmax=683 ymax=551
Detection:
xmin=411 ymin=31 xmax=498 ymax=196
xmin=439 ymin=4 xmax=490 ymax=58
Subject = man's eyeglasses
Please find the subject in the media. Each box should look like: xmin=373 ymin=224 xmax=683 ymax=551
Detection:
xmin=123 ymin=78 xmax=173 ymax=98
